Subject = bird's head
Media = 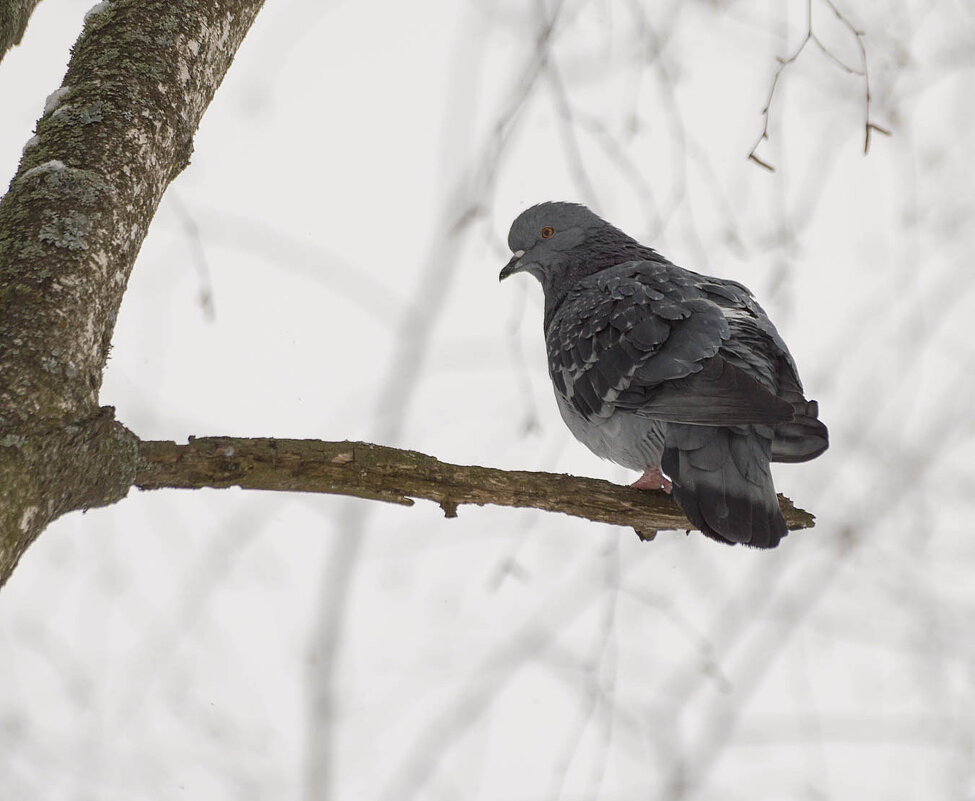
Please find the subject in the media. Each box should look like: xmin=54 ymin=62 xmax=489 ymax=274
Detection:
xmin=499 ymin=202 xmax=615 ymax=284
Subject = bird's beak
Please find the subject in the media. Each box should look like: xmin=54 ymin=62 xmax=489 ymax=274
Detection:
xmin=499 ymin=250 xmax=526 ymax=281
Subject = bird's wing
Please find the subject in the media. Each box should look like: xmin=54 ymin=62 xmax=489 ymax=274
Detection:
xmin=709 ymin=279 xmax=829 ymax=461
xmin=546 ymin=262 xmax=795 ymax=426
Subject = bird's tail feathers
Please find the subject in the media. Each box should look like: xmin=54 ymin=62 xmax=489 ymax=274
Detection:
xmin=772 ymin=398 xmax=829 ymax=463
xmin=661 ymin=424 xmax=786 ymax=548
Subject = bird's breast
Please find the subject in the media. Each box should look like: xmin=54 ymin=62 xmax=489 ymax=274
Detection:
xmin=553 ymin=391 xmax=665 ymax=471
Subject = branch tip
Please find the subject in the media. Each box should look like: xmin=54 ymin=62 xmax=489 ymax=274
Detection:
xmin=748 ymin=152 xmax=776 ymax=172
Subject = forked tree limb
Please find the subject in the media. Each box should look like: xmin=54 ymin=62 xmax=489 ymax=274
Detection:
xmin=747 ymin=0 xmax=890 ymax=170
xmin=0 ymin=0 xmax=266 ymax=588
xmin=137 ymin=436 xmax=816 ymax=540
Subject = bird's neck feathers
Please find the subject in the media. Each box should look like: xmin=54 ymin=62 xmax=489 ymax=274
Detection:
xmin=541 ymin=232 xmax=658 ymax=327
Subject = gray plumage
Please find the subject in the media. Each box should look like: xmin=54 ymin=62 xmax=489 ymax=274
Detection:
xmin=500 ymin=202 xmax=827 ymax=548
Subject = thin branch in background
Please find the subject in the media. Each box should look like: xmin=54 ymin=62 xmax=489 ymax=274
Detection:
xmin=192 ymin=208 xmax=402 ymax=325
xmin=621 ymin=2 xmax=717 ymax=269
xmin=821 ymin=0 xmax=892 ymax=153
xmin=543 ymin=534 xmax=620 ymax=801
xmin=167 ymin=192 xmax=216 ymax=321
xmin=378 ymin=548 xmax=641 ymax=801
xmin=572 ymin=109 xmax=666 ymax=234
xmin=583 ymin=537 xmax=621 ymax=797
xmin=303 ymin=501 xmax=364 ymax=801
xmin=656 ymin=384 xmax=971 ymax=800
xmin=303 ymin=4 xmax=567 ymax=797
xmin=748 ymin=0 xmax=891 ymax=171
xmin=504 ymin=282 xmax=543 ymax=436
xmin=766 ymin=151 xmax=798 ymax=311
xmin=545 ymin=55 xmax=601 ymax=208
xmin=116 ymin=499 xmax=275 ymax=733
xmin=620 ymin=0 xmax=755 ymax=272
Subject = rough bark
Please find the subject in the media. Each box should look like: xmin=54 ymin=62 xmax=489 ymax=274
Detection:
xmin=0 ymin=407 xmax=138 ymax=576
xmin=137 ymin=437 xmax=816 ymax=540
xmin=0 ymin=0 xmax=265 ymax=587
xmin=0 ymin=0 xmax=41 ymax=64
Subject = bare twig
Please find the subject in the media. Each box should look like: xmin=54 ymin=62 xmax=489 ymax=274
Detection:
xmin=167 ymin=193 xmax=216 ymax=321
xmin=749 ymin=0 xmax=890 ymax=170
xmin=820 ymin=0 xmax=892 ymax=152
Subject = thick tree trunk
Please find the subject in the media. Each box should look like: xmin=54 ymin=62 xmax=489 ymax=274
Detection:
xmin=0 ymin=0 xmax=266 ymax=587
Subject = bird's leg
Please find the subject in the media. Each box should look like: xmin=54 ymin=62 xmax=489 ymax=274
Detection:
xmin=630 ymin=467 xmax=672 ymax=494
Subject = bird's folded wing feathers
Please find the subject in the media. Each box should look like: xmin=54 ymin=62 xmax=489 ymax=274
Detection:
xmin=629 ymin=357 xmax=794 ymax=424
xmin=547 ymin=265 xmax=794 ymax=426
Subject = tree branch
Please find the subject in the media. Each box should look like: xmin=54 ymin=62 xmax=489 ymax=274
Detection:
xmin=748 ymin=0 xmax=890 ymax=171
xmin=0 ymin=0 xmax=42 ymax=65
xmin=136 ymin=436 xmax=816 ymax=540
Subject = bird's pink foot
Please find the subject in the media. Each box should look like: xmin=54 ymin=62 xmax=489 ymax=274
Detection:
xmin=631 ymin=467 xmax=673 ymax=494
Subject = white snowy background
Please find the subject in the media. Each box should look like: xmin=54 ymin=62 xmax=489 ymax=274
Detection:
xmin=1 ymin=1 xmax=973 ymax=799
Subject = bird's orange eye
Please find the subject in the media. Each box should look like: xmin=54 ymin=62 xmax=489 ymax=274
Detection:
xmin=541 ymin=226 xmax=555 ymax=239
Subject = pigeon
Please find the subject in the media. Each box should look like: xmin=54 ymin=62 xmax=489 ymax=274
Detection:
xmin=499 ymin=202 xmax=828 ymax=548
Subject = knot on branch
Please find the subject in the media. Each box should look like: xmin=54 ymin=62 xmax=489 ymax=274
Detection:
xmin=0 ymin=406 xmax=138 ymax=586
